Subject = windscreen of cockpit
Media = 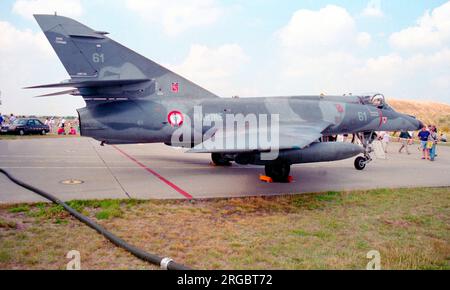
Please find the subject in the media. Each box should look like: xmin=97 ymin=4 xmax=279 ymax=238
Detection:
xmin=360 ymin=94 xmax=389 ymax=109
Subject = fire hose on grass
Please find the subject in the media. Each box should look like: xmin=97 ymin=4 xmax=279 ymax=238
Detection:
xmin=0 ymin=168 xmax=190 ymax=270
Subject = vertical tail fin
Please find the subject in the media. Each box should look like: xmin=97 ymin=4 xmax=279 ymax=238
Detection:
xmin=33 ymin=14 xmax=218 ymax=99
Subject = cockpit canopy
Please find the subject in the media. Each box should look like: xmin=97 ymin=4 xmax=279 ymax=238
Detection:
xmin=359 ymin=94 xmax=392 ymax=110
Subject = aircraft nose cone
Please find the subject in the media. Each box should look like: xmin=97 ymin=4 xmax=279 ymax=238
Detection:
xmin=417 ymin=119 xmax=425 ymax=130
xmin=404 ymin=114 xmax=424 ymax=131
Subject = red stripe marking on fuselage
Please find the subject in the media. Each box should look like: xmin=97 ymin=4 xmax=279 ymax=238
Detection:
xmin=112 ymin=145 xmax=193 ymax=200
xmin=378 ymin=108 xmax=383 ymax=128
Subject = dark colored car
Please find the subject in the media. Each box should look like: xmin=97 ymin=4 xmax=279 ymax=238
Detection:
xmin=5 ymin=118 xmax=50 ymax=136
xmin=0 ymin=124 xmax=8 ymax=134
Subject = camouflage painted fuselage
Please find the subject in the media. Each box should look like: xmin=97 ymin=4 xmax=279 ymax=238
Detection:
xmin=78 ymin=95 xmax=422 ymax=145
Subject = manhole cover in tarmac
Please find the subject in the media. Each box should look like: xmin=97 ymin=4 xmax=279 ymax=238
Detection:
xmin=60 ymin=179 xmax=84 ymax=185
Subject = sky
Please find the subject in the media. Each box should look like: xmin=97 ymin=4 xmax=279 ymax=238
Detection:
xmin=0 ymin=0 xmax=449 ymax=116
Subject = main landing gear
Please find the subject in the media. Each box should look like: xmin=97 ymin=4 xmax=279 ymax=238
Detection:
xmin=211 ymin=153 xmax=232 ymax=167
xmin=212 ymin=153 xmax=292 ymax=183
xmin=265 ymin=162 xmax=291 ymax=183
xmin=354 ymin=131 xmax=376 ymax=171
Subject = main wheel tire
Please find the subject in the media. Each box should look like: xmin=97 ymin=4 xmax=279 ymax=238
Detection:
xmin=212 ymin=153 xmax=232 ymax=166
xmin=265 ymin=163 xmax=291 ymax=183
xmin=354 ymin=156 xmax=367 ymax=171
xmin=41 ymin=130 xmax=47 ymax=135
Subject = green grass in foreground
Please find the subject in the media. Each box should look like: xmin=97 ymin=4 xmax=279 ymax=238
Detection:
xmin=0 ymin=187 xmax=449 ymax=270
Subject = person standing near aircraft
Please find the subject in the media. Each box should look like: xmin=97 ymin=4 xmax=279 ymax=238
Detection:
xmin=49 ymin=117 xmax=55 ymax=134
xmin=418 ymin=126 xmax=431 ymax=160
xmin=432 ymin=125 xmax=439 ymax=159
xmin=428 ymin=127 xmax=439 ymax=162
xmin=398 ymin=131 xmax=411 ymax=154
xmin=60 ymin=118 xmax=66 ymax=134
xmin=380 ymin=132 xmax=390 ymax=153
xmin=408 ymin=131 xmax=415 ymax=145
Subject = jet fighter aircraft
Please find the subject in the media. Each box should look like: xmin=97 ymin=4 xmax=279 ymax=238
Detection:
xmin=28 ymin=15 xmax=423 ymax=182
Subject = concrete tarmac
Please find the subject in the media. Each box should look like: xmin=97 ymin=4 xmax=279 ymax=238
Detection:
xmin=0 ymin=137 xmax=449 ymax=204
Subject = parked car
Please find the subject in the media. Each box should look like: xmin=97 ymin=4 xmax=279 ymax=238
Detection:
xmin=6 ymin=118 xmax=50 ymax=135
xmin=0 ymin=124 xmax=10 ymax=134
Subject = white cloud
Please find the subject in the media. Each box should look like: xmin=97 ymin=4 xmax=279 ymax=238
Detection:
xmin=0 ymin=21 xmax=50 ymax=53
xmin=390 ymin=1 xmax=450 ymax=51
xmin=168 ymin=44 xmax=249 ymax=96
xmin=0 ymin=21 xmax=85 ymax=116
xmin=352 ymin=49 xmax=450 ymax=99
xmin=12 ymin=0 xmax=83 ymax=20
xmin=125 ymin=0 xmax=222 ymax=36
xmin=271 ymin=5 xmax=450 ymax=103
xmin=362 ymin=0 xmax=384 ymax=18
xmin=277 ymin=5 xmax=370 ymax=80
xmin=357 ymin=32 xmax=372 ymax=48
xmin=278 ymin=5 xmax=363 ymax=53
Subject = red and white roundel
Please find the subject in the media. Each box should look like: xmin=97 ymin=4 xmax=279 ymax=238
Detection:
xmin=168 ymin=111 xmax=184 ymax=127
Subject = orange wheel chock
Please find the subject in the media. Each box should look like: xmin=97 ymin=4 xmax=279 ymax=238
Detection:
xmin=259 ymin=175 xmax=294 ymax=183
xmin=259 ymin=175 xmax=273 ymax=183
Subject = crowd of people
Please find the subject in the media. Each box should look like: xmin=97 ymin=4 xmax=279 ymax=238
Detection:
xmin=379 ymin=125 xmax=443 ymax=162
xmin=0 ymin=113 xmax=79 ymax=136
xmin=42 ymin=117 xmax=79 ymax=135
xmin=0 ymin=113 xmax=18 ymax=125
xmin=327 ymin=125 xmax=446 ymax=163
xmin=416 ymin=125 xmax=440 ymax=162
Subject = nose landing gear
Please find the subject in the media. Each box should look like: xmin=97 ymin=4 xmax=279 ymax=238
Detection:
xmin=354 ymin=131 xmax=376 ymax=171
xmin=354 ymin=156 xmax=368 ymax=171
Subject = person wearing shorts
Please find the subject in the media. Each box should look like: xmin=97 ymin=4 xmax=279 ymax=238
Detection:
xmin=418 ymin=126 xmax=430 ymax=160
xmin=399 ymin=131 xmax=411 ymax=154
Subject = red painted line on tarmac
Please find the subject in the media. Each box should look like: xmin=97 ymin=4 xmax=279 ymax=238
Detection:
xmin=112 ymin=145 xmax=193 ymax=200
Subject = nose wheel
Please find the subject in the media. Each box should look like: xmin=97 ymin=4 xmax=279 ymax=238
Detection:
xmin=354 ymin=156 xmax=368 ymax=171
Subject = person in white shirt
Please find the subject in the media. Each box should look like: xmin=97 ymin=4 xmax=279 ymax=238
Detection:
xmin=49 ymin=118 xmax=55 ymax=133
xmin=408 ymin=131 xmax=415 ymax=145
xmin=380 ymin=132 xmax=390 ymax=153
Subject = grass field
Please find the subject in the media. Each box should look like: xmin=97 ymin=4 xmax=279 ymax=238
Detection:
xmin=0 ymin=187 xmax=448 ymax=270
